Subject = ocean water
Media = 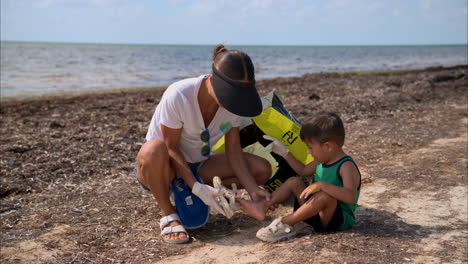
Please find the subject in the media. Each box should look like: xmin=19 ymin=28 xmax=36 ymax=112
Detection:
xmin=1 ymin=41 xmax=467 ymax=96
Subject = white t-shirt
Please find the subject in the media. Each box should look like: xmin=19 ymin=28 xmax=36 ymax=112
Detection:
xmin=146 ymin=75 xmax=241 ymax=163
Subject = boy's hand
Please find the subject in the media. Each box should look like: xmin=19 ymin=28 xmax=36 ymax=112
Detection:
xmin=263 ymin=135 xmax=289 ymax=157
xmin=299 ymin=182 xmax=322 ymax=200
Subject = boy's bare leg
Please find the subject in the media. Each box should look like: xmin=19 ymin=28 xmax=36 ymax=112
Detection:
xmin=282 ymin=191 xmax=337 ymax=227
xmin=238 ymin=177 xmax=306 ymax=220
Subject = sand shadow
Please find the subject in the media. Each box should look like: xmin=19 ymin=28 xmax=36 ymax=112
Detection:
xmin=188 ymin=213 xmax=265 ymax=246
xmin=190 ymin=205 xmax=450 ymax=245
xmin=347 ymin=206 xmax=450 ymax=239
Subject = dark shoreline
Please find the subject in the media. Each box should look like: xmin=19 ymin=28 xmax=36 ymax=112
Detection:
xmin=1 ymin=64 xmax=466 ymax=103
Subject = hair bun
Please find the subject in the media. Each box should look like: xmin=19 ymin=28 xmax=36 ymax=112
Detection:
xmin=212 ymin=44 xmax=228 ymax=61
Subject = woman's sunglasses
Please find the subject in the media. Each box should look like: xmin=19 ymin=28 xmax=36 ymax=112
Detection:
xmin=200 ymin=129 xmax=211 ymax=157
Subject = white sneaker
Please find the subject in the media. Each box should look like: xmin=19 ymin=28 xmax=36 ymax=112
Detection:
xmin=256 ymin=217 xmax=297 ymax=242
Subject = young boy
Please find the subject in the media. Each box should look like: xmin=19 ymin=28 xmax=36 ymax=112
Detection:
xmin=238 ymin=112 xmax=361 ymax=242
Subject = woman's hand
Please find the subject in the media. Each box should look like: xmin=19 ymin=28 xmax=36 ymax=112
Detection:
xmin=250 ymin=187 xmax=271 ymax=202
xmin=299 ymin=182 xmax=322 ymax=200
xmin=267 ymin=203 xmax=279 ymax=213
xmin=192 ymin=182 xmax=225 ymax=215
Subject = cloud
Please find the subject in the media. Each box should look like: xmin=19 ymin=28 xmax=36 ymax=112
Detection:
xmin=36 ymin=0 xmax=139 ymax=9
xmin=326 ymin=0 xmax=385 ymax=15
xmin=418 ymin=0 xmax=467 ymax=22
xmin=36 ymin=0 xmax=90 ymax=8
xmin=182 ymin=0 xmax=388 ymax=25
xmin=35 ymin=0 xmax=146 ymax=22
xmin=185 ymin=0 xmax=303 ymax=19
xmin=419 ymin=0 xmax=432 ymax=10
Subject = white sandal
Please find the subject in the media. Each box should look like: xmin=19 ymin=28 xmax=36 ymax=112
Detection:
xmin=256 ymin=217 xmax=297 ymax=242
xmin=160 ymin=213 xmax=190 ymax=244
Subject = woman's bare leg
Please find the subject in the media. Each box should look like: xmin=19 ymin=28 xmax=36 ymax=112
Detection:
xmin=198 ymin=152 xmax=271 ymax=188
xmin=136 ymin=140 xmax=187 ymax=241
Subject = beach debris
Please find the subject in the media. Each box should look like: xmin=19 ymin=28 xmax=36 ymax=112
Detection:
xmin=212 ymin=176 xmax=241 ymax=219
xmin=431 ymin=73 xmax=464 ymax=83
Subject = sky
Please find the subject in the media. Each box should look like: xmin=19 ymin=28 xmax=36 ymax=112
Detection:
xmin=1 ymin=0 xmax=467 ymax=45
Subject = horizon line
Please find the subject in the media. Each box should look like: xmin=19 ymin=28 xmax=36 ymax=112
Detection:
xmin=1 ymin=39 xmax=467 ymax=47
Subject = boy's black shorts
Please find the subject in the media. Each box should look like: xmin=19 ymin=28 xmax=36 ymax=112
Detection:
xmin=293 ymin=196 xmax=344 ymax=232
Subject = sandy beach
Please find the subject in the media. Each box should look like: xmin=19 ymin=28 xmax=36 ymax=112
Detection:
xmin=1 ymin=65 xmax=467 ymax=263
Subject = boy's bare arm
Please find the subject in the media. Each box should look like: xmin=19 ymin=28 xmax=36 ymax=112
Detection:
xmin=300 ymin=161 xmax=359 ymax=204
xmin=284 ymin=153 xmax=318 ymax=176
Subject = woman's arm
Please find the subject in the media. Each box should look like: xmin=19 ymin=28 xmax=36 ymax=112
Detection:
xmin=224 ymin=127 xmax=258 ymax=193
xmin=160 ymin=124 xmax=197 ymax=188
xmin=225 ymin=127 xmax=270 ymax=201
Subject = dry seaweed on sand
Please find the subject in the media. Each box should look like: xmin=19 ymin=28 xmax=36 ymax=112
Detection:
xmin=1 ymin=65 xmax=467 ymax=263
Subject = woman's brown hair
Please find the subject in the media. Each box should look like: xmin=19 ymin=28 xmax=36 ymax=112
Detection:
xmin=212 ymin=44 xmax=255 ymax=83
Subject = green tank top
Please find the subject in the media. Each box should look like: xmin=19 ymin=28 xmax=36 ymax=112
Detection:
xmin=315 ymin=156 xmax=361 ymax=230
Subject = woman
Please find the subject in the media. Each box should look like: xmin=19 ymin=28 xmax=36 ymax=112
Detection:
xmin=136 ymin=44 xmax=272 ymax=244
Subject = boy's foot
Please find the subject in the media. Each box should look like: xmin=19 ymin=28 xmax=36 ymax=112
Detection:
xmin=256 ymin=217 xmax=297 ymax=242
xmin=236 ymin=198 xmax=267 ymax=220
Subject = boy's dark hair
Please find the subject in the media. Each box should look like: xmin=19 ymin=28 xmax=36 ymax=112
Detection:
xmin=300 ymin=112 xmax=345 ymax=146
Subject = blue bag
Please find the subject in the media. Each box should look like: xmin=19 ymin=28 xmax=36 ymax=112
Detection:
xmin=170 ymin=175 xmax=209 ymax=229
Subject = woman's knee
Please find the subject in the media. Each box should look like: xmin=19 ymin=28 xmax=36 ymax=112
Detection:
xmin=247 ymin=154 xmax=271 ymax=184
xmin=137 ymin=140 xmax=173 ymax=187
xmin=137 ymin=140 xmax=169 ymax=166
